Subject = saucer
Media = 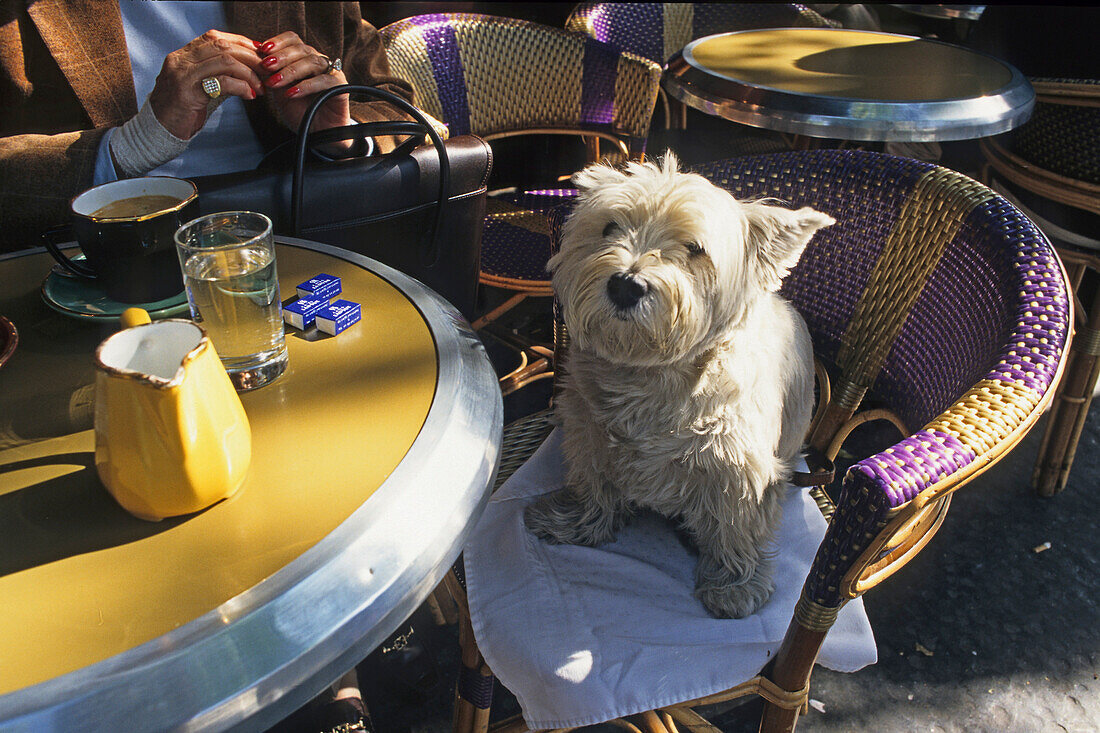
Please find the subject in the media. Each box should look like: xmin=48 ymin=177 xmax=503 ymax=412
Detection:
xmin=41 ymin=255 xmax=189 ymax=322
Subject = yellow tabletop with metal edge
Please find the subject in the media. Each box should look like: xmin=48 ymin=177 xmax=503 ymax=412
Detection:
xmin=664 ymin=27 xmax=1034 ymax=142
xmin=0 ymin=238 xmax=502 ymax=731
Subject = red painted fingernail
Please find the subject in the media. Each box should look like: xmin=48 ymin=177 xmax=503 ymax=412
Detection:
xmin=265 ymin=72 xmax=282 ymax=86
xmin=252 ymin=40 xmax=262 ymax=50
xmin=286 ymin=87 xmax=300 ymax=98
xmin=262 ymin=56 xmax=278 ymax=67
xmin=249 ymin=89 xmax=256 ymax=99
xmin=260 ymin=41 xmax=275 ymax=54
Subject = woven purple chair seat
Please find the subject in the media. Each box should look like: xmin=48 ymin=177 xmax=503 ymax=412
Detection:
xmin=481 ymin=190 xmax=578 ymax=282
xmin=688 ymin=150 xmax=1070 ymax=608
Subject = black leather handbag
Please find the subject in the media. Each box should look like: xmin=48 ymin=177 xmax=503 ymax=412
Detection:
xmin=191 ymin=85 xmax=490 ymax=319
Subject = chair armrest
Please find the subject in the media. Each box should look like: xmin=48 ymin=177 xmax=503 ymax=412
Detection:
xmin=802 ymin=236 xmax=1072 ymax=609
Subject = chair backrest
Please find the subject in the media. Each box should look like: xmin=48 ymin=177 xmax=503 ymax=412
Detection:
xmin=695 ymin=151 xmax=1065 ymax=433
xmin=380 ymin=13 xmax=662 ymax=159
xmin=565 ymin=2 xmax=833 ymax=64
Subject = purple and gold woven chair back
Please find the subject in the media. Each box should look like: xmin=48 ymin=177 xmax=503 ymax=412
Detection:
xmin=692 ymin=150 xmax=1070 ymax=607
xmin=565 ymin=2 xmax=833 ymax=64
xmin=380 ymin=13 xmax=661 ymax=154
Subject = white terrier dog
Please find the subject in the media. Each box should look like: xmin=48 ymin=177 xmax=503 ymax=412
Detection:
xmin=524 ymin=153 xmax=834 ymax=619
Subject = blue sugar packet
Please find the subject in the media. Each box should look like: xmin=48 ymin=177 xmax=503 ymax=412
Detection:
xmin=316 ymin=299 xmax=361 ymax=336
xmin=283 ymin=297 xmax=329 ymax=330
xmin=296 ymin=273 xmax=341 ymax=301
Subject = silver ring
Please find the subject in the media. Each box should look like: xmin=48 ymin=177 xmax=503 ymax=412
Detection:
xmin=201 ymin=76 xmax=221 ymax=99
xmin=322 ymin=56 xmax=342 ymax=75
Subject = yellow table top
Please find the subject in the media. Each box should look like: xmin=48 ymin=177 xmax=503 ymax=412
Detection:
xmin=689 ymin=28 xmax=1013 ymax=101
xmin=0 ymin=244 xmax=437 ymax=694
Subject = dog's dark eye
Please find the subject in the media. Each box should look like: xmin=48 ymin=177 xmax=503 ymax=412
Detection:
xmin=685 ymin=241 xmax=704 ymax=256
xmin=602 ymin=222 xmax=619 ymax=238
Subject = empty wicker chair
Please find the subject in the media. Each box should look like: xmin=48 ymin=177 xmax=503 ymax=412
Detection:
xmin=380 ymin=13 xmax=661 ymax=395
xmin=972 ymin=6 xmax=1100 ymax=496
xmin=449 ymin=149 xmax=1071 ymax=732
xmin=980 ymin=85 xmax=1099 ymax=496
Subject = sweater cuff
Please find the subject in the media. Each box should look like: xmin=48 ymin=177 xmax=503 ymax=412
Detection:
xmin=109 ymin=98 xmax=190 ymax=178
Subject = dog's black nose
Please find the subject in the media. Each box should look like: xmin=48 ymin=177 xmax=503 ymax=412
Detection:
xmin=607 ymin=272 xmax=648 ymax=309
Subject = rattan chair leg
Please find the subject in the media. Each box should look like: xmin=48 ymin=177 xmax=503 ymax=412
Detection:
xmin=1033 ymin=268 xmax=1100 ymax=495
xmin=453 ymin=608 xmax=494 ymax=733
xmin=655 ymin=88 xmax=672 ymax=130
xmin=758 ymin=616 xmax=830 ymax=733
xmin=473 ymin=293 xmax=529 ymax=332
xmin=499 ymin=357 xmax=554 ymax=396
xmin=671 ymin=98 xmax=687 ymax=130
xmin=428 ymin=581 xmax=459 ymax=626
xmin=446 ymin=570 xmax=494 ymax=733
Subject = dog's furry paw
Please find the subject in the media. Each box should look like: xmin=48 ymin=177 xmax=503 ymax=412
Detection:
xmin=694 ymin=554 xmax=775 ymax=619
xmin=524 ymin=489 xmax=622 ymax=546
xmin=696 ymin=580 xmax=775 ymax=619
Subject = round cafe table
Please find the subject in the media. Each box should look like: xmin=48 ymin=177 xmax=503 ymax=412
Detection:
xmin=0 ymin=238 xmax=502 ymax=731
xmin=663 ymin=27 xmax=1033 ymax=142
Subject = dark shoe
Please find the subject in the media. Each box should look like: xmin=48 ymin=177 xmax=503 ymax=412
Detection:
xmin=371 ymin=623 xmax=440 ymax=701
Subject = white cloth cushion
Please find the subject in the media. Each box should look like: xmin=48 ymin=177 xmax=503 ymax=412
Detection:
xmin=465 ymin=428 xmax=877 ymax=730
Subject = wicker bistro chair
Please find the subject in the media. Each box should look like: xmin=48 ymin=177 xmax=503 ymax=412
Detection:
xmin=565 ymin=3 xmax=833 ymax=131
xmin=448 ymin=149 xmax=1071 ymax=733
xmin=979 ymin=79 xmax=1100 ymax=496
xmin=380 ymin=13 xmax=661 ymax=395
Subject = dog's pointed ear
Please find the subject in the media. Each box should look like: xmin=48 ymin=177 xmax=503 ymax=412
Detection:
xmin=572 ymin=162 xmax=626 ymax=193
xmin=744 ymin=203 xmax=835 ymax=291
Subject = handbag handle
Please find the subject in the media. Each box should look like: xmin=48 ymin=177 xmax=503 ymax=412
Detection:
xmin=292 ymin=84 xmax=450 ymax=267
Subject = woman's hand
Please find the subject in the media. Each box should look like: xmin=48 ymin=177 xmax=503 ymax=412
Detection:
xmin=148 ymin=30 xmax=266 ymax=140
xmin=256 ymin=32 xmax=352 ymax=134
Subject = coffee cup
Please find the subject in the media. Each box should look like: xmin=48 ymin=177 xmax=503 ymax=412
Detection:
xmin=43 ymin=176 xmax=198 ymax=304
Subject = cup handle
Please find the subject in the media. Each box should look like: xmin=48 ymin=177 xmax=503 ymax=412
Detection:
xmin=42 ymin=225 xmax=97 ymax=278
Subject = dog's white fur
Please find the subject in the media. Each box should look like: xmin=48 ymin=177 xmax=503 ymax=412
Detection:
xmin=524 ymin=153 xmax=834 ymax=619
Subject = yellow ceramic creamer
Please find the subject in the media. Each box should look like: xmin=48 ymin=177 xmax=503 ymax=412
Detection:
xmin=94 ymin=308 xmax=251 ymax=520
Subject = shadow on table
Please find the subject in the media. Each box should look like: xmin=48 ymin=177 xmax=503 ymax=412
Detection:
xmin=0 ymin=452 xmax=185 ymax=577
xmin=793 ymin=41 xmax=1008 ymax=100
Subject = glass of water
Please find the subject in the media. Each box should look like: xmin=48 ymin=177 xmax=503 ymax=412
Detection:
xmin=174 ymin=211 xmax=287 ymax=391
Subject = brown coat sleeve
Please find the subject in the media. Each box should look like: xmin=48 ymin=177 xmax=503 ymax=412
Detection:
xmin=341 ymin=3 xmax=416 ymax=122
xmin=0 ymin=129 xmax=106 ymax=252
xmin=0 ymin=0 xmax=134 ymax=253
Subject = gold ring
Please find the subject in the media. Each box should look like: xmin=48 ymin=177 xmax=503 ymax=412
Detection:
xmin=321 ymin=55 xmax=342 ymax=75
xmin=202 ymin=75 xmax=221 ymax=98
xmin=201 ymin=76 xmax=221 ymax=99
